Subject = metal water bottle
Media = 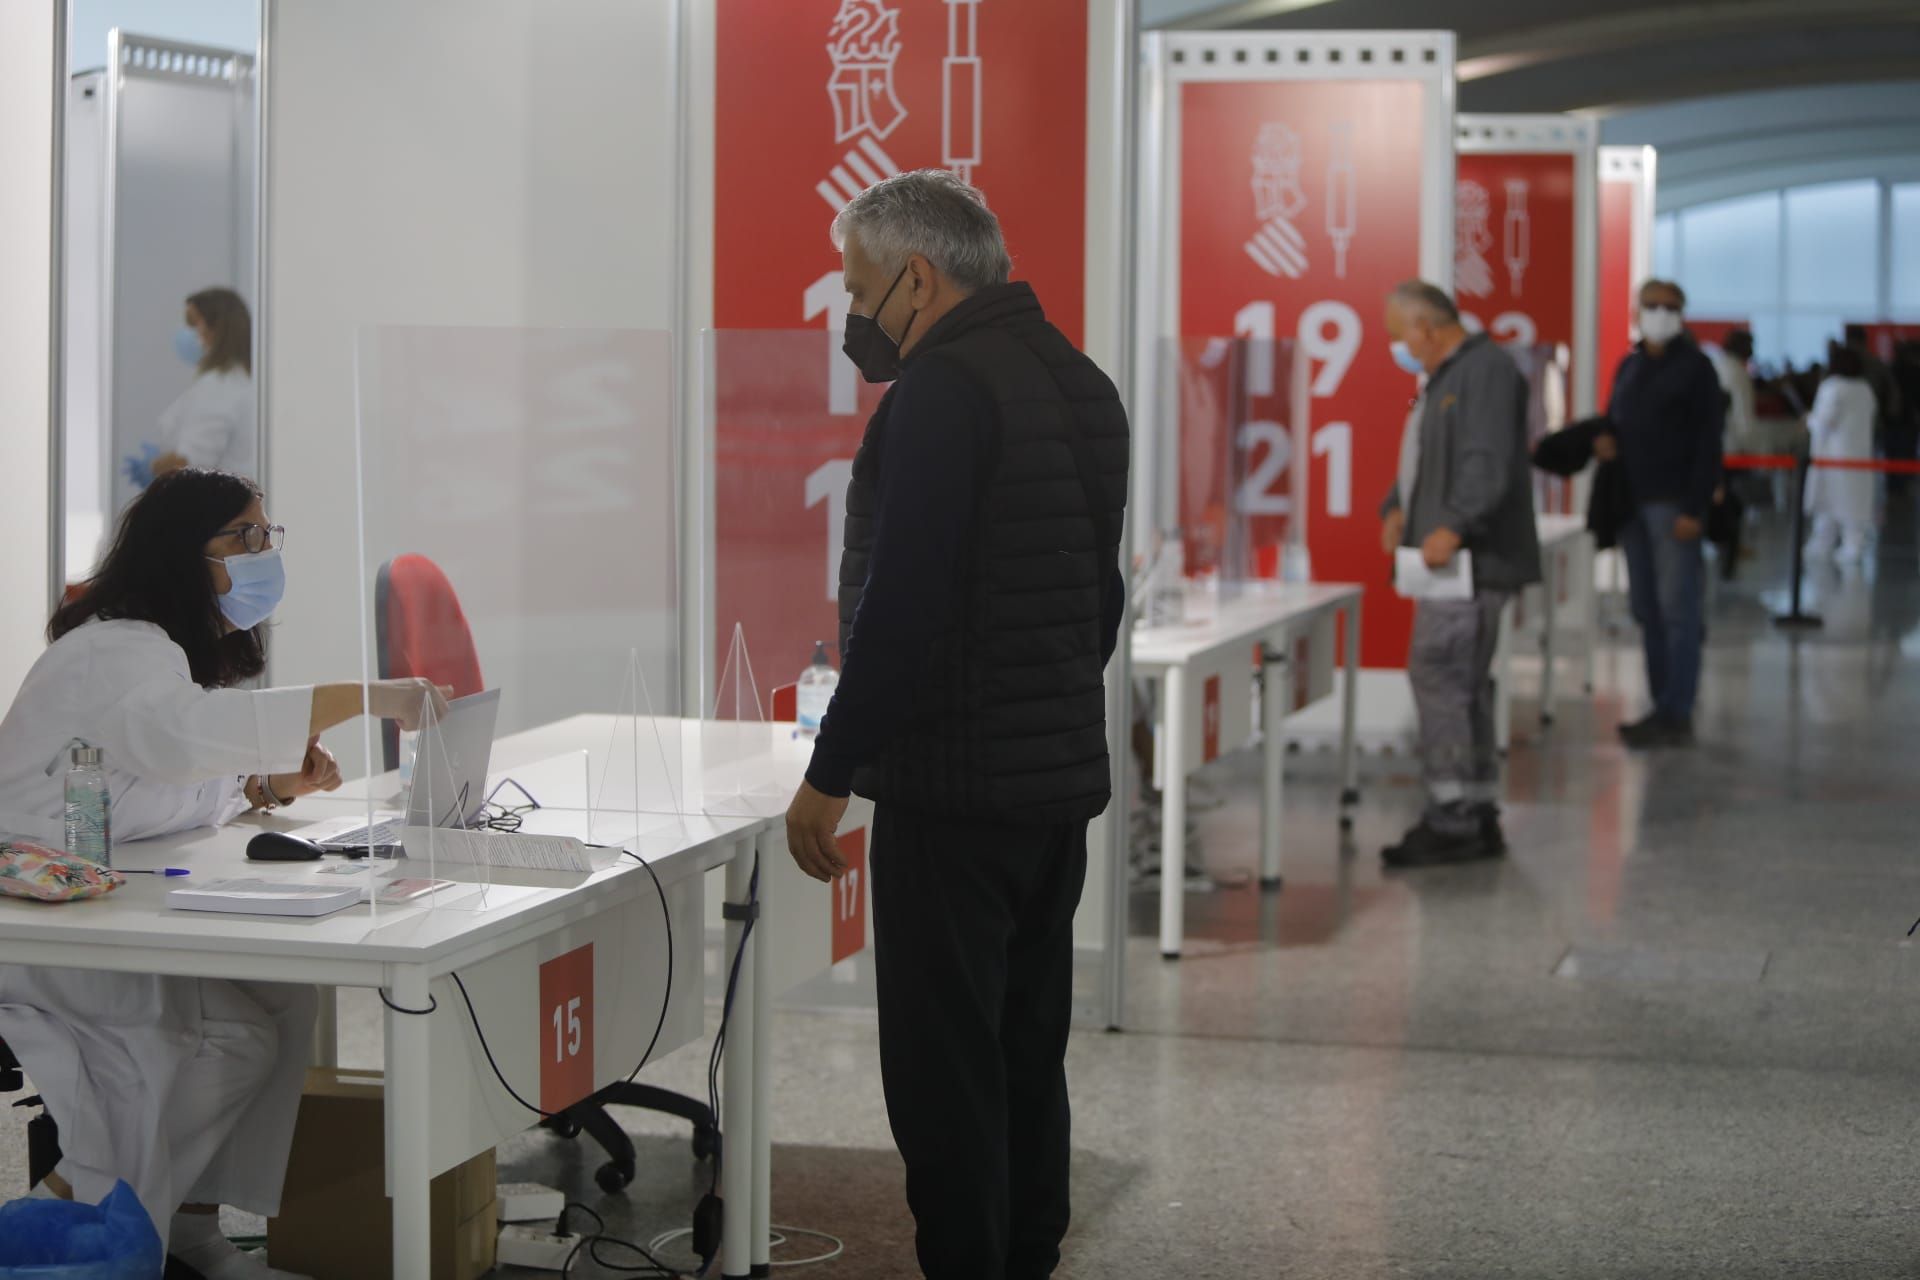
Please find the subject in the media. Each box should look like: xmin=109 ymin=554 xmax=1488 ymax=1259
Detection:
xmin=63 ymin=742 xmax=111 ymax=867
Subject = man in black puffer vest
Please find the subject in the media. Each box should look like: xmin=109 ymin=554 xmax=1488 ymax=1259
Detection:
xmin=784 ymin=170 xmax=1129 ymax=1279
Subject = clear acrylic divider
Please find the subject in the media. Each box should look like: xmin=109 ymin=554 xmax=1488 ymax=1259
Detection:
xmin=351 ymin=325 xmax=681 ymax=911
xmin=703 ymin=329 xmax=883 ymax=816
xmin=1143 ymin=334 xmax=1302 ymax=627
xmin=698 ymin=624 xmax=792 ymax=819
xmin=1510 ymin=341 xmax=1575 ymax=513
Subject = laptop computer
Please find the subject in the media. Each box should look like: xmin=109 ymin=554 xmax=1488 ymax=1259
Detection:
xmin=299 ymin=688 xmax=503 ymax=853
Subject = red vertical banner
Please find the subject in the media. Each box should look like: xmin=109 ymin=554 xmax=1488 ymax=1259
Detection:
xmin=539 ymin=944 xmax=596 ymax=1114
xmin=713 ymin=0 xmax=1090 ymax=684
xmin=1596 ymin=170 xmax=1641 ymax=413
xmin=1457 ymin=151 xmax=1578 ymax=512
xmin=1454 ymin=153 xmax=1576 ymax=372
xmin=831 ymin=828 xmax=869 ymax=965
xmin=1178 ymin=79 xmax=1430 ymax=667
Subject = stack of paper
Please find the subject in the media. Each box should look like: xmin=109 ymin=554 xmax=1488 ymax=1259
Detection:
xmin=168 ymin=878 xmax=361 ymax=918
xmin=1394 ymin=547 xmax=1474 ymax=601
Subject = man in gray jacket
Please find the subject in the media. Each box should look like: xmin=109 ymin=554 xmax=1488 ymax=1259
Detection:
xmin=1378 ymin=281 xmax=1541 ymax=867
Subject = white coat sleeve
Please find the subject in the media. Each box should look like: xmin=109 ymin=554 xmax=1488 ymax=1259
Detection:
xmin=94 ymin=672 xmax=312 ymax=786
xmin=111 ymin=773 xmax=250 ymax=843
xmin=169 ymin=387 xmax=239 ymax=470
xmin=1806 ymin=382 xmax=1839 ymax=450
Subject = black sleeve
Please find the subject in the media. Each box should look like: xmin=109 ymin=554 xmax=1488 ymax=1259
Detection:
xmin=1684 ymin=357 xmax=1725 ymax=518
xmin=804 ymin=356 xmax=989 ymax=797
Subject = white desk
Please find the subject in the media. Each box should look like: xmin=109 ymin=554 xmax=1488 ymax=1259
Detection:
xmin=0 ymin=714 xmax=852 ymax=1280
xmin=1130 ymin=583 xmax=1364 ymax=959
xmin=1495 ymin=515 xmax=1597 ymax=750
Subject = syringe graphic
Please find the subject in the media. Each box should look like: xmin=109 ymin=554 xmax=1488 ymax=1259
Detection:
xmin=1504 ymin=179 xmax=1531 ymax=296
xmin=1325 ymin=122 xmax=1357 ymax=279
xmin=944 ymin=0 xmax=982 ymax=182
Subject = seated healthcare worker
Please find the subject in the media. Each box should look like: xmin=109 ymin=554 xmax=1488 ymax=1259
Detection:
xmin=0 ymin=468 xmax=451 ymax=1279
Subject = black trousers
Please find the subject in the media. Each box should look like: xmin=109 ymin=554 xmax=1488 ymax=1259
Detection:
xmin=870 ymin=805 xmax=1089 ymax=1280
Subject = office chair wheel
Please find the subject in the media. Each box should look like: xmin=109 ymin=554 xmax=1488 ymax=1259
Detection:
xmin=595 ymin=1160 xmax=634 ymax=1193
xmin=543 ymin=1114 xmax=582 ymax=1140
xmin=692 ymin=1125 xmax=719 ymax=1162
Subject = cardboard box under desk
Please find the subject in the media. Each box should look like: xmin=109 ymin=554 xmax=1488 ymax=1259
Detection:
xmin=267 ymin=1068 xmax=497 ymax=1280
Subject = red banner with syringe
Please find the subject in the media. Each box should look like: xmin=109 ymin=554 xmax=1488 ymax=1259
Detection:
xmin=711 ymin=0 xmax=1090 ymax=685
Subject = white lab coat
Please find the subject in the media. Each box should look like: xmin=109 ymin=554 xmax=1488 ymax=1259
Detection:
xmin=1708 ymin=346 xmax=1756 ymax=455
xmin=0 ymin=620 xmax=315 ymax=1245
xmin=1803 ymin=375 xmax=1878 ymax=530
xmin=156 ymin=367 xmax=256 ymax=479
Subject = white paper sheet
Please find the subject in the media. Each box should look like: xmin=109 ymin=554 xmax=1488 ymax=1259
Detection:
xmin=1394 ymin=547 xmax=1474 ymax=600
xmin=399 ymin=827 xmax=594 ymax=872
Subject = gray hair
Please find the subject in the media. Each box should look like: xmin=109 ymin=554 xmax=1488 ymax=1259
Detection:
xmin=830 ymin=169 xmax=1012 ymax=292
xmin=1390 ymin=279 xmax=1462 ymax=326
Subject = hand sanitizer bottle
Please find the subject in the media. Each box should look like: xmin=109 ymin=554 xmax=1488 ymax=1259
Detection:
xmin=795 ymin=642 xmax=839 ymax=740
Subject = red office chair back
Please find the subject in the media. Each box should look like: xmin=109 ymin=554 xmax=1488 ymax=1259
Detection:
xmin=375 ymin=555 xmax=484 ymax=769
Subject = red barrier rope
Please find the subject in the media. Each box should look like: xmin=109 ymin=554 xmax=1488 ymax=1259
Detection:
xmin=1723 ymin=453 xmax=1920 ymax=474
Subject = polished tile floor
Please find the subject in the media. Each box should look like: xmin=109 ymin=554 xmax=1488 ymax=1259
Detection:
xmin=8 ymin=503 xmax=1920 ymax=1278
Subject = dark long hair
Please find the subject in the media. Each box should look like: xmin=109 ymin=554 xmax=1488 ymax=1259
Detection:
xmin=51 ymin=470 xmax=267 ymax=688
xmin=187 ymin=287 xmax=252 ymax=377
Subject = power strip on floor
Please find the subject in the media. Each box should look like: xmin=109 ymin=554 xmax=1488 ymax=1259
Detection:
xmin=497 ymin=1224 xmax=585 ymax=1271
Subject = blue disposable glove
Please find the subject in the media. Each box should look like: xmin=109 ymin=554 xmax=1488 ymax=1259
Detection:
xmin=120 ymin=443 xmax=161 ymax=490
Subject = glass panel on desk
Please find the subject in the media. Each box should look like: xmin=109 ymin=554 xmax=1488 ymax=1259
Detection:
xmin=1141 ymin=335 xmax=1302 ymax=629
xmin=703 ymin=329 xmax=877 ymax=816
xmin=1507 ymin=342 xmax=1573 ymax=515
xmin=339 ymin=326 xmax=683 ymax=907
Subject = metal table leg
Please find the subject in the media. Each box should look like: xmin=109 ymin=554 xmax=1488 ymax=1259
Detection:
xmin=384 ymin=965 xmax=434 ymax=1280
xmin=722 ymin=846 xmax=757 ymax=1278
xmin=1159 ymin=665 xmax=1186 ymax=960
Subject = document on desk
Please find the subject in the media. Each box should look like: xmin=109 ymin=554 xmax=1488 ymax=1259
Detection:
xmin=400 ymin=827 xmax=595 ymax=872
xmin=1394 ymin=547 xmax=1474 ymax=601
xmin=168 ymin=878 xmax=362 ymax=918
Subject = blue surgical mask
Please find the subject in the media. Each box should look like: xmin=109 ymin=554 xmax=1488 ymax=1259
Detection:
xmin=1389 ymin=340 xmax=1426 ymax=376
xmin=174 ymin=326 xmax=204 ymax=368
xmin=206 ymin=548 xmax=285 ymax=631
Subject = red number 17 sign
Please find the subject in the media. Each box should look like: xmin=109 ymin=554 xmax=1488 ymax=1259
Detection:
xmin=831 ymin=828 xmax=868 ymax=965
xmin=539 ymin=943 xmax=595 ymax=1113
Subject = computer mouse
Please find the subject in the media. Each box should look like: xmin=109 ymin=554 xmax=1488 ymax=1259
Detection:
xmin=246 ymin=831 xmax=327 ymax=862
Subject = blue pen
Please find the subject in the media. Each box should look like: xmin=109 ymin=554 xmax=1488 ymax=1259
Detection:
xmin=120 ymin=868 xmax=190 ymax=877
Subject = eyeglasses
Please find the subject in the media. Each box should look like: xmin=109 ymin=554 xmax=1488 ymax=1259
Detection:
xmin=216 ymin=523 xmax=286 ymax=554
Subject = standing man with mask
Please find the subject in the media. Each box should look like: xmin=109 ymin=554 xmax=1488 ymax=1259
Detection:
xmin=784 ymin=170 xmax=1129 ymax=1279
xmin=1378 ymin=281 xmax=1540 ymax=868
xmin=1597 ymin=280 xmax=1723 ymax=748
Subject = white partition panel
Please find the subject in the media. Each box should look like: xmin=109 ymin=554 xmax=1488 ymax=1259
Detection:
xmin=101 ymin=34 xmax=257 ymax=517
xmin=1 ymin=1 xmax=59 ymax=698
xmin=263 ymin=0 xmax=683 ymax=772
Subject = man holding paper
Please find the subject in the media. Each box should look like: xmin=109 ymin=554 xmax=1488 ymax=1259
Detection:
xmin=1378 ymin=281 xmax=1541 ymax=868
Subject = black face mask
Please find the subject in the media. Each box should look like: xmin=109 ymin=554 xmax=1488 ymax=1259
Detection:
xmin=842 ymin=264 xmax=918 ymax=384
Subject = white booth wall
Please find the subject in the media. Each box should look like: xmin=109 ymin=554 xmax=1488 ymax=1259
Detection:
xmin=263 ymin=0 xmax=683 ymax=746
xmin=0 ymin=4 xmax=59 ymax=703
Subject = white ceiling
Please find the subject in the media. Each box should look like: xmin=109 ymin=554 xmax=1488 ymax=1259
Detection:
xmin=1144 ymin=0 xmax=1920 ymax=209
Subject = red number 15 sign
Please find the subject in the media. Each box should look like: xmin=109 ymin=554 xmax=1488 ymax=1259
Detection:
xmin=539 ymin=943 xmax=595 ymax=1113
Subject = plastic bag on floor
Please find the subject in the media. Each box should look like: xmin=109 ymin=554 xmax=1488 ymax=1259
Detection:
xmin=0 ymin=1181 xmax=163 ymax=1279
